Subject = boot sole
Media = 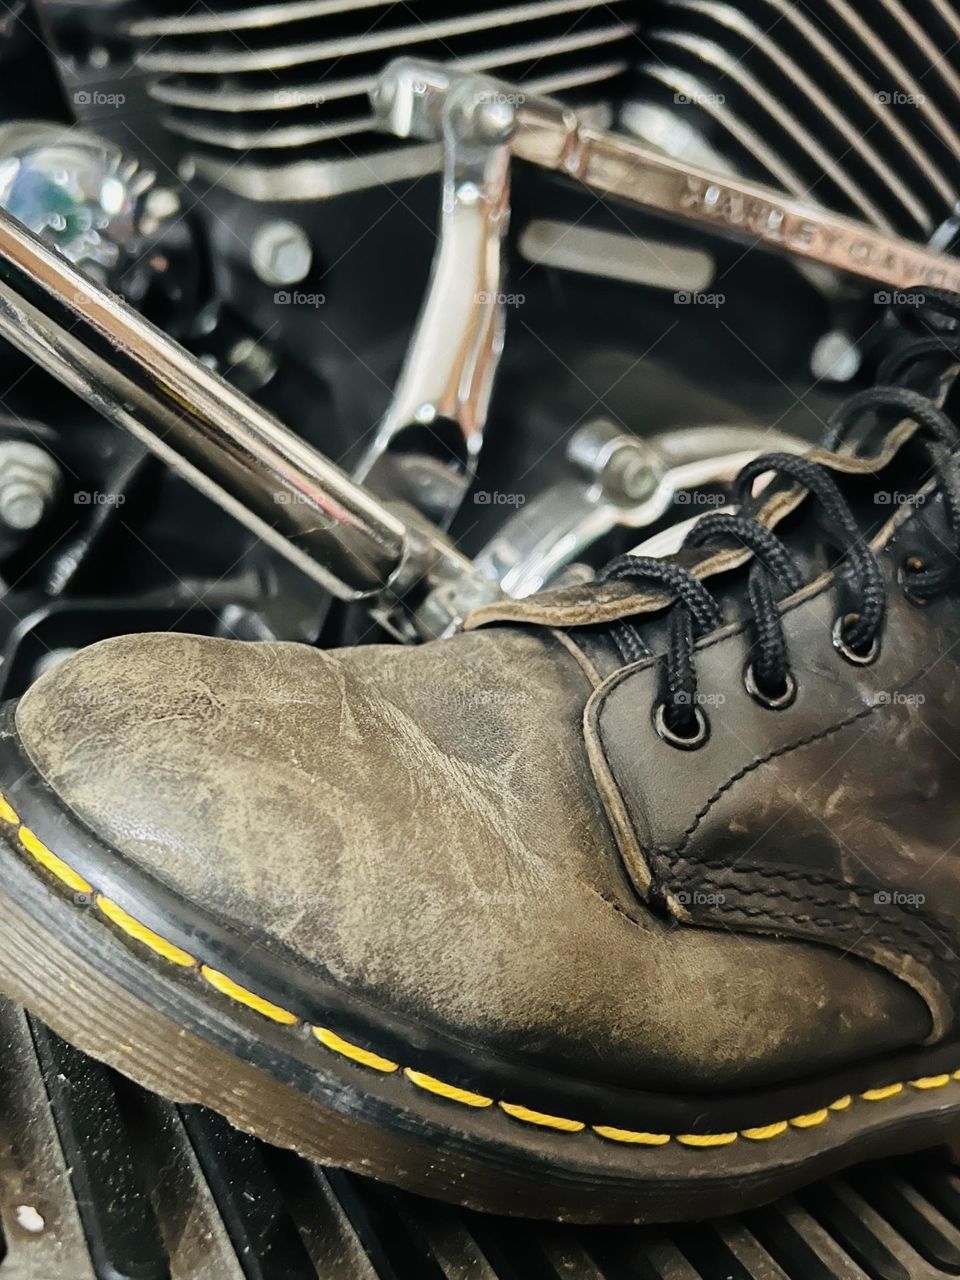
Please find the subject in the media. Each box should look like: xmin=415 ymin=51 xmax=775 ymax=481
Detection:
xmin=0 ymin=752 xmax=959 ymax=1223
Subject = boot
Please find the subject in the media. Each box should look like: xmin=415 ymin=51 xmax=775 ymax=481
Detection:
xmin=1 ymin=294 xmax=959 ymax=1224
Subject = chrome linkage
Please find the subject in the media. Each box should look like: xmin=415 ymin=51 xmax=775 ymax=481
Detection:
xmin=373 ymin=58 xmax=960 ymax=294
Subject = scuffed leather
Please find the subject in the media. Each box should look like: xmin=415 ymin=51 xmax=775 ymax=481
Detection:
xmin=588 ymin=496 xmax=960 ymax=1039
xmin=14 ymin=624 xmax=928 ymax=1093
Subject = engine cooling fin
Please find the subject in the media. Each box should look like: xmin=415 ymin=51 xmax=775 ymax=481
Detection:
xmin=632 ymin=0 xmax=960 ymax=240
xmin=2 ymin=994 xmax=960 ymax=1278
xmin=103 ymin=0 xmax=637 ymax=196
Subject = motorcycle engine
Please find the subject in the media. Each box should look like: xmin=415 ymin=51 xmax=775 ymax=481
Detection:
xmin=0 ymin=0 xmax=952 ymax=687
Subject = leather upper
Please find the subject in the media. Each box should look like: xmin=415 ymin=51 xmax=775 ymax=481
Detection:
xmin=12 ymin=620 xmax=928 ymax=1095
xmin=586 ymin=491 xmax=960 ymax=1040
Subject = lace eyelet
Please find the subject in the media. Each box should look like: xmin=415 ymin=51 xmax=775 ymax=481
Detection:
xmin=832 ymin=613 xmax=880 ymax=666
xmin=897 ymin=555 xmax=928 ymax=606
xmin=744 ymin=663 xmax=798 ymax=710
xmin=654 ymin=702 xmax=709 ymax=750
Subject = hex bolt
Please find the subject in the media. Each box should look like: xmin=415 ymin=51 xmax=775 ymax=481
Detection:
xmin=602 ymin=445 xmax=658 ymax=504
xmin=567 ymin=420 xmax=660 ymax=505
xmin=250 ymin=220 xmax=313 ymax=287
xmin=0 ymin=442 xmax=59 ymax=532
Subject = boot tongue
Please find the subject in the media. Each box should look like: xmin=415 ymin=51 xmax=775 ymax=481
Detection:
xmin=693 ymin=425 xmax=941 ymax=633
xmin=464 ymin=415 xmax=943 ymax=634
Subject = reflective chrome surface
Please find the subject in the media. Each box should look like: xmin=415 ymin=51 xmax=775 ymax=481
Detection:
xmin=473 ymin=421 xmax=808 ymax=598
xmin=0 ymin=125 xmax=158 ymax=288
xmin=377 ymin=58 xmax=960 ymax=292
xmin=0 ymin=206 xmax=410 ymax=601
xmin=360 ymin=62 xmax=512 ymax=521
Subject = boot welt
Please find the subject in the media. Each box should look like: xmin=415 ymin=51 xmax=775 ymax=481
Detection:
xmin=0 ymin=753 xmax=958 ymax=1223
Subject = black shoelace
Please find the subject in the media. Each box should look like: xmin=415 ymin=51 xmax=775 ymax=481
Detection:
xmin=598 ymin=287 xmax=960 ymax=749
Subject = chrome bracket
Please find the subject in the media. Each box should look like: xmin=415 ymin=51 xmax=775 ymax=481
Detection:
xmin=360 ymin=62 xmax=514 ymax=524
xmin=469 ymin=420 xmax=808 ymax=602
xmin=373 ymin=58 xmax=960 ymax=293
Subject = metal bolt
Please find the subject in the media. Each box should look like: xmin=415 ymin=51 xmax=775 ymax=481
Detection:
xmin=475 ymin=97 xmax=516 ymax=142
xmin=250 ymin=220 xmax=313 ymax=287
xmin=0 ymin=442 xmax=59 ymax=532
xmin=0 ymin=480 xmax=45 ymax=530
xmin=810 ymin=329 xmax=861 ymax=383
xmin=567 ymin=420 xmax=660 ymax=505
xmin=602 ymin=445 xmax=658 ymax=504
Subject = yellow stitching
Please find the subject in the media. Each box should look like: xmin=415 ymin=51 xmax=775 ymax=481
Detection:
xmin=10 ymin=809 xmax=960 ymax=1146
xmin=676 ymin=1132 xmax=738 ymax=1148
xmin=861 ymin=1084 xmax=903 ymax=1101
xmin=18 ymin=826 xmax=92 ymax=895
xmin=910 ymin=1074 xmax=951 ymax=1090
xmin=789 ymin=1109 xmax=829 ymax=1128
xmin=403 ymin=1069 xmax=493 ymax=1108
xmin=742 ymin=1122 xmax=788 ymax=1141
xmin=499 ymin=1103 xmax=585 ymax=1133
xmin=312 ymin=1027 xmax=398 ymax=1073
xmin=200 ymin=966 xmax=299 ymax=1025
xmin=96 ymin=896 xmax=196 ymax=968
xmin=592 ymin=1126 xmax=671 ymax=1145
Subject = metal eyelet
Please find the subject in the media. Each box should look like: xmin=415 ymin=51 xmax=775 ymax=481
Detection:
xmin=654 ymin=701 xmax=709 ymax=750
xmin=897 ymin=555 xmax=928 ymax=606
xmin=832 ymin=613 xmax=880 ymax=666
xmin=744 ymin=663 xmax=798 ymax=710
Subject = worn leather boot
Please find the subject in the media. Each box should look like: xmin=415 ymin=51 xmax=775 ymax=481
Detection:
xmin=2 ymin=295 xmax=960 ymax=1225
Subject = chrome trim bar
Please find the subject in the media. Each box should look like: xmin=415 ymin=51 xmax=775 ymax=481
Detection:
xmin=375 ymin=58 xmax=960 ymax=292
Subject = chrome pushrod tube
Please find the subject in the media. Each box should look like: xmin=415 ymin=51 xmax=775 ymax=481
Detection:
xmin=0 ymin=207 xmax=408 ymax=599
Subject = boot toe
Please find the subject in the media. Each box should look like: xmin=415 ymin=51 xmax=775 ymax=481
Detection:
xmin=11 ymin=629 xmax=931 ymax=1099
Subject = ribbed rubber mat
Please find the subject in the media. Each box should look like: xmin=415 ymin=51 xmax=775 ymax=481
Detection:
xmin=1 ymin=996 xmax=958 ymax=1280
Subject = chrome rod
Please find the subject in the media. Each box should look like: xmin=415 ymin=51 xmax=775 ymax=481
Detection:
xmin=375 ymin=58 xmax=960 ymax=292
xmin=0 ymin=206 xmax=408 ymax=599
